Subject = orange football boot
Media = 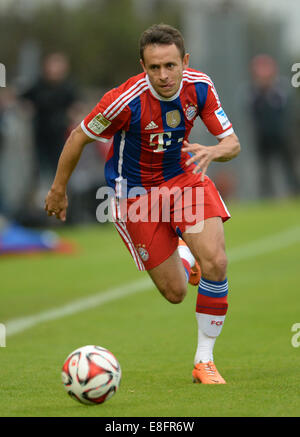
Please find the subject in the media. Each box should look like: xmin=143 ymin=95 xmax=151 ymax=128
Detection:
xmin=192 ymin=361 xmax=226 ymax=384
xmin=178 ymin=239 xmax=201 ymax=286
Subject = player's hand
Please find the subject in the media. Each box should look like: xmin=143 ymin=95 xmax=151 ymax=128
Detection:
xmin=182 ymin=140 xmax=217 ymax=182
xmin=45 ymin=188 xmax=68 ymax=222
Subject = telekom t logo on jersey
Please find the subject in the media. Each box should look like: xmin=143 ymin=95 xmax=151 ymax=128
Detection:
xmin=150 ymin=132 xmax=183 ymax=152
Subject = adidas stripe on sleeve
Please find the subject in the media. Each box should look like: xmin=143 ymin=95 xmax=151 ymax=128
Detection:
xmin=81 ymin=75 xmax=148 ymax=141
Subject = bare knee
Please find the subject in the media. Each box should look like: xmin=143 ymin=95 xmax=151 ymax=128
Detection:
xmin=159 ymin=284 xmax=187 ymax=304
xmin=147 ymin=251 xmax=188 ymax=304
xmin=200 ymin=250 xmax=228 ymax=281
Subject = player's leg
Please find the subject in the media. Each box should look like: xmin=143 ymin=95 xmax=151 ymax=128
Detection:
xmin=147 ymin=248 xmax=188 ymax=304
xmin=183 ymin=216 xmax=228 ymax=383
xmin=178 ymin=239 xmax=201 ymax=285
xmin=184 ymin=216 xmax=227 ymax=281
xmin=112 ymin=196 xmax=192 ymax=305
xmin=115 ymin=221 xmax=191 ymax=304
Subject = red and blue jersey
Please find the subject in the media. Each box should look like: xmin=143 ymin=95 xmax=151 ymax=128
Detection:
xmin=81 ymin=68 xmax=234 ymax=196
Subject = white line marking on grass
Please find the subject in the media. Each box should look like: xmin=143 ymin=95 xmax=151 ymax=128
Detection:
xmin=5 ymin=278 xmax=152 ymax=337
xmin=228 ymin=225 xmax=300 ymax=262
xmin=5 ymin=226 xmax=300 ymax=337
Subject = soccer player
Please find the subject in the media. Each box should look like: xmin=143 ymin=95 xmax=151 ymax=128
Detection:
xmin=45 ymin=24 xmax=240 ymax=384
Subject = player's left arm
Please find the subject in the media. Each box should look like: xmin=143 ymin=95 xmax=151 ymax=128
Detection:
xmin=182 ymin=133 xmax=240 ymax=181
xmin=182 ymin=79 xmax=241 ymax=181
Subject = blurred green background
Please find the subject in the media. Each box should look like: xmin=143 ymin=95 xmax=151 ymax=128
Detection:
xmin=0 ymin=0 xmax=299 ymax=226
xmin=0 ymin=0 xmax=300 ymax=418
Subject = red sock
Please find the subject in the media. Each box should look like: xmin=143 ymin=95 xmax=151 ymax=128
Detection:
xmin=196 ymin=293 xmax=228 ymax=316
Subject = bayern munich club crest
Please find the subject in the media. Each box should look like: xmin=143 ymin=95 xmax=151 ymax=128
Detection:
xmin=136 ymin=244 xmax=149 ymax=262
xmin=184 ymin=103 xmax=198 ymax=121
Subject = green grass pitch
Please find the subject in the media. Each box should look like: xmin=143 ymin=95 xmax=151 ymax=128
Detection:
xmin=0 ymin=197 xmax=300 ymax=417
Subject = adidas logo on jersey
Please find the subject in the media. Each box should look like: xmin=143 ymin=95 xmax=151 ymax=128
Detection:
xmin=145 ymin=121 xmax=158 ymax=130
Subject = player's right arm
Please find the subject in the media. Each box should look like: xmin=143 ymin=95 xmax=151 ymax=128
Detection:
xmin=45 ymin=75 xmax=138 ymax=221
xmin=45 ymin=124 xmax=94 ymax=221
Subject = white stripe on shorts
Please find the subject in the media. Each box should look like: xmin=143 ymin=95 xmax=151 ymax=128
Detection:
xmin=111 ymin=197 xmax=145 ymax=271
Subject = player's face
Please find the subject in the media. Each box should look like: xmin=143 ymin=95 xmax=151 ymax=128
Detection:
xmin=140 ymin=43 xmax=189 ymax=98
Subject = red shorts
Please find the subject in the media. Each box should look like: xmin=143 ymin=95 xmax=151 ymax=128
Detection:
xmin=112 ymin=172 xmax=230 ymax=271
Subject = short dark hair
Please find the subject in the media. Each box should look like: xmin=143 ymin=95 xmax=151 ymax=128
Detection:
xmin=139 ymin=23 xmax=186 ymax=61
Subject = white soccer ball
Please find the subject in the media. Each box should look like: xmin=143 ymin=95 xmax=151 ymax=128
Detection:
xmin=61 ymin=345 xmax=121 ymax=405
